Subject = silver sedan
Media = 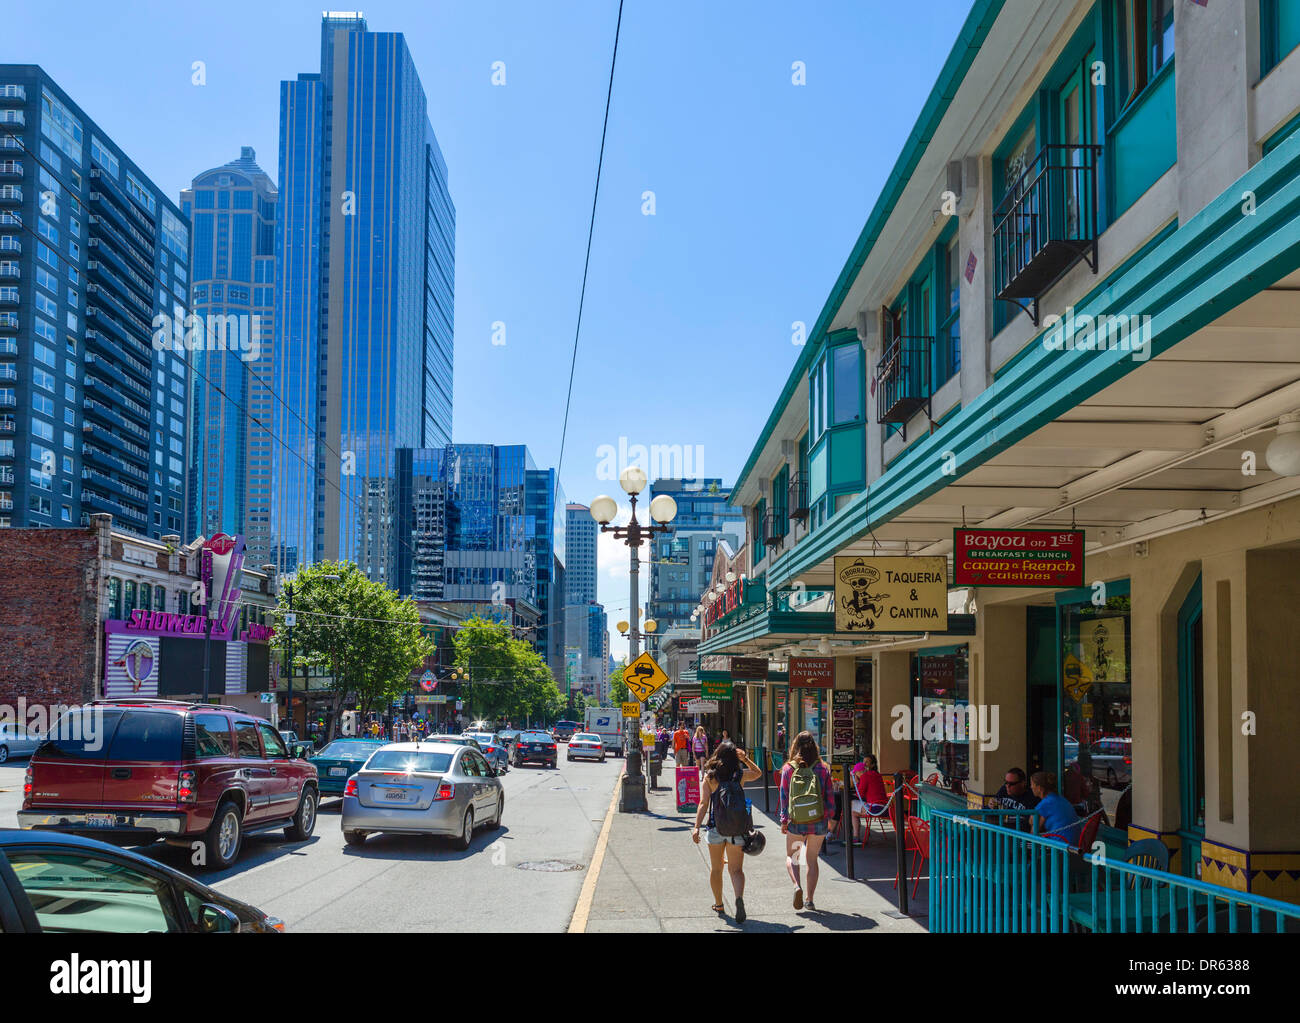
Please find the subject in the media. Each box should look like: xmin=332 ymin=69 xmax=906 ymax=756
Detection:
xmin=0 ymin=723 xmax=40 ymax=763
xmin=340 ymin=742 xmax=504 ymax=850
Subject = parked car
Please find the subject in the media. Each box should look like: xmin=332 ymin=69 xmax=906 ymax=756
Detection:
xmin=497 ymin=729 xmax=521 ymax=749
xmin=0 ymin=723 xmax=40 ymax=763
xmin=512 ymin=730 xmax=558 ymax=769
xmin=341 ymin=742 xmax=503 ymax=850
xmin=0 ymin=828 xmax=284 ymax=932
xmin=309 ymin=738 xmax=388 ymax=797
xmin=566 ymin=733 xmax=606 ymax=763
xmin=463 ymin=732 xmax=509 ymax=774
xmin=551 ymin=721 xmax=581 ymax=742
xmin=1087 ymin=737 xmax=1132 ymax=788
xmin=17 ymin=700 xmax=320 ymax=871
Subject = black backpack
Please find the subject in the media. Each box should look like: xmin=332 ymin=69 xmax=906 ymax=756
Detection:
xmin=713 ymin=772 xmax=751 ymax=837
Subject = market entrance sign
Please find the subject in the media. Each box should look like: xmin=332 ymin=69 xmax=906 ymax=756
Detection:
xmin=953 ymin=529 xmax=1084 ymax=588
xmin=834 ymin=556 xmax=947 ymax=633
xmin=700 ymin=678 xmax=731 ymax=700
xmin=789 ymin=657 xmax=834 ymax=689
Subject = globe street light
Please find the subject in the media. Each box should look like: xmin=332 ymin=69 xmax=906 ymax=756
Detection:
xmin=592 ymin=472 xmax=676 ymax=812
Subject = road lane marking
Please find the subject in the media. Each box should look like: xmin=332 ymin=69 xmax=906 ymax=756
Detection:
xmin=567 ymin=776 xmax=620 ymax=933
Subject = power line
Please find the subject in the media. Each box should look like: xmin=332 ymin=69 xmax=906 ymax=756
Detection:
xmin=552 ymin=0 xmax=624 ymax=517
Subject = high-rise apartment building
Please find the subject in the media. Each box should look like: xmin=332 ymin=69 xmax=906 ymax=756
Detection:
xmin=565 ymin=503 xmax=597 ymax=605
xmin=0 ymin=68 xmax=191 ymax=539
xmin=272 ymin=13 xmax=455 ymax=581
xmin=393 ymin=444 xmax=566 ymax=683
xmin=180 ymin=148 xmax=277 ymax=564
xmin=647 ymin=479 xmax=744 ymax=639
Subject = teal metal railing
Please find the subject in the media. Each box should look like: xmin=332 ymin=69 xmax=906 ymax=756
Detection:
xmin=929 ymin=811 xmax=1300 ymax=933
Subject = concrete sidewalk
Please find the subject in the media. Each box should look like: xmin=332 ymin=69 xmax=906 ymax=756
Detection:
xmin=580 ymin=756 xmax=928 ymax=933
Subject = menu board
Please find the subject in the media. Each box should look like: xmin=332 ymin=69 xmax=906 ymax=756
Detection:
xmin=832 ymin=690 xmax=855 ymax=763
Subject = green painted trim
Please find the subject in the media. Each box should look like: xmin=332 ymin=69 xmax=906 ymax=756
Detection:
xmin=766 ymin=131 xmax=1300 ymax=591
xmin=1263 ymin=108 xmax=1300 ymax=156
xmin=732 ymin=0 xmax=1008 ymax=498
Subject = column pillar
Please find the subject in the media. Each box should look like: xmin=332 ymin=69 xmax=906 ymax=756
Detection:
xmin=966 ymin=601 xmax=1027 ymax=808
xmin=873 ymin=650 xmax=911 ymax=774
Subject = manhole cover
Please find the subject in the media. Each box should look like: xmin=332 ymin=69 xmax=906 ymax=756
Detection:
xmin=516 ymin=859 xmax=585 ymax=872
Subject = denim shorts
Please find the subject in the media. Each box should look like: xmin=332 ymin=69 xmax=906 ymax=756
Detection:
xmin=705 ymin=827 xmax=745 ymax=846
xmin=786 ymin=819 xmax=829 ymax=837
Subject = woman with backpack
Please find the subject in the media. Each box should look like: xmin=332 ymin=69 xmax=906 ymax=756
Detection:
xmin=691 ymin=740 xmax=762 ymax=922
xmin=778 ymin=730 xmax=838 ymax=911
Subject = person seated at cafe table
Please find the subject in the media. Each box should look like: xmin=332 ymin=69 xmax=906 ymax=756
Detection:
xmin=1030 ymin=771 xmax=1082 ymax=842
xmin=993 ymin=767 xmax=1039 ymax=810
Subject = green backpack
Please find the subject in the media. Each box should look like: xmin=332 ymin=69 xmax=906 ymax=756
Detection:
xmin=788 ymin=763 xmax=824 ymax=824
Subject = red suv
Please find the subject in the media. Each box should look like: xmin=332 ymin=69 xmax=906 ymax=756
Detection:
xmin=17 ymin=699 xmax=319 ymax=870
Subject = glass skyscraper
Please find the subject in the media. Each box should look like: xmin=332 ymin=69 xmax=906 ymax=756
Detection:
xmin=0 ymin=67 xmax=191 ymax=540
xmin=272 ymin=13 xmax=455 ymax=581
xmin=394 ymin=444 xmax=566 ymax=684
xmin=565 ymin=503 xmax=598 ymax=605
xmin=180 ymin=148 xmax=277 ymax=564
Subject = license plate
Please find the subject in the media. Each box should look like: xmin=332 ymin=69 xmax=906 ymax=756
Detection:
xmin=329 ymin=767 xmax=346 ymax=777
xmin=87 ymin=813 xmax=115 ymax=828
xmin=383 ymin=789 xmax=406 ymax=801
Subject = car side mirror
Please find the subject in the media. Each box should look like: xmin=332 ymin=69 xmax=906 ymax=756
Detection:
xmin=291 ymin=744 xmax=309 ymax=759
xmin=199 ymin=903 xmax=241 ymax=933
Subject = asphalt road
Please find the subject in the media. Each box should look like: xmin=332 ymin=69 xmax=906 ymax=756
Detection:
xmin=0 ymin=749 xmax=625 ymax=932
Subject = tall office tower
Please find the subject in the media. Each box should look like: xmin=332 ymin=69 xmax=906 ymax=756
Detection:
xmin=0 ymin=68 xmax=191 ymax=539
xmin=565 ymin=503 xmax=598 ymax=605
xmin=180 ymin=148 xmax=277 ymax=563
xmin=272 ymin=13 xmax=455 ymax=581
xmin=394 ymin=444 xmax=565 ymax=681
xmin=647 ymin=479 xmax=745 ymax=641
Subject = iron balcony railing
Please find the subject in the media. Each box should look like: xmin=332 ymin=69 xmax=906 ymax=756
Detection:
xmin=993 ymin=143 xmax=1102 ymax=324
xmin=0 ymin=85 xmax=27 ymax=102
xmin=788 ymin=471 xmax=810 ymax=522
xmin=875 ymin=336 xmax=933 ymax=435
xmin=929 ymin=810 xmax=1300 ymax=933
xmin=762 ymin=508 xmax=787 ymax=548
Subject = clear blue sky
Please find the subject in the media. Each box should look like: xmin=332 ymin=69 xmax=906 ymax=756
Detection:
xmin=3 ymin=0 xmax=973 ymax=659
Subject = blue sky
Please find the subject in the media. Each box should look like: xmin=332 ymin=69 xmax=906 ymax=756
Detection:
xmin=2 ymin=0 xmax=973 ymax=659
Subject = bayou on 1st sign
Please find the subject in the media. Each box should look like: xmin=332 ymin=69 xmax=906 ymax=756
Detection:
xmin=623 ymin=651 xmax=669 ymax=701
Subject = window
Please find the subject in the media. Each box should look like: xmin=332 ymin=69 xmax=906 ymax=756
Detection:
xmin=234 ymin=721 xmax=262 ymax=758
xmin=1114 ymin=0 xmax=1175 ymax=111
xmin=7 ymin=851 xmax=180 ymax=933
xmin=40 ymin=88 xmax=83 ymax=165
xmin=1261 ymin=0 xmax=1300 ymax=75
xmin=139 ymin=583 xmax=151 ymax=612
xmin=107 ymin=577 xmax=121 ymax=619
xmin=90 ymin=136 xmax=119 ymax=178
xmin=194 ymin=713 xmax=233 ymax=758
xmin=123 ymin=580 xmax=137 ymax=614
xmin=125 ymin=171 xmax=157 ymax=215
xmin=831 ymin=344 xmax=862 ymax=424
xmin=155 ymin=587 xmax=165 ymax=610
xmin=31 ymin=416 xmax=53 ymax=441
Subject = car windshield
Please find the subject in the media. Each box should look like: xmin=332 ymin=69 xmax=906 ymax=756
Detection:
xmin=431 ymin=735 xmax=470 ymax=745
xmin=573 ymin=734 xmax=599 ymax=742
xmin=467 ymin=733 xmax=494 ymax=744
xmin=365 ymin=750 xmax=454 ymax=774
xmin=317 ymin=741 xmax=379 ymax=758
xmin=520 ymin=731 xmax=552 ymax=741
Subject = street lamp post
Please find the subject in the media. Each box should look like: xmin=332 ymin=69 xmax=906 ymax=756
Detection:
xmin=591 ymin=467 xmax=677 ymax=813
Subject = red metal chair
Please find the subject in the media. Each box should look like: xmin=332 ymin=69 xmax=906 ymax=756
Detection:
xmin=906 ymin=816 xmax=931 ymax=899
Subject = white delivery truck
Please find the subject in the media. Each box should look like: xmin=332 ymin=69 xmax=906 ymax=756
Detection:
xmin=584 ymin=706 xmax=624 ymax=757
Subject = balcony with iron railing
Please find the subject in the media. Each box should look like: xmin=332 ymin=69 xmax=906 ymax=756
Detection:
xmin=89 ymin=166 xmax=157 ymax=226
xmin=875 ymin=336 xmax=933 ymax=437
xmin=0 ymin=161 xmax=20 ymax=178
xmin=82 ymin=486 xmax=148 ymax=525
xmin=0 ymin=312 xmax=17 ymax=331
xmin=788 ymin=471 xmax=810 ymax=522
xmin=993 ymin=143 xmax=1102 ymax=325
xmin=0 ymin=110 xmax=24 ymax=127
xmin=82 ymin=421 xmax=149 ymax=461
xmin=0 ymin=85 xmax=27 ymax=103
xmin=87 ymin=244 xmax=153 ymax=301
xmin=0 ymin=418 xmax=14 ymax=432
xmin=85 ymin=336 xmax=151 ymax=385
xmin=0 ymin=338 xmax=14 ymax=355
xmin=0 ymin=364 xmax=14 ymax=382
xmin=0 ymin=287 xmax=15 ymax=305
xmin=88 ymin=215 xmax=155 ymax=275
xmin=82 ymin=441 xmax=148 ymax=482
xmin=83 ymin=397 xmax=148 ymax=442
xmin=0 ymin=494 xmax=12 ymax=511
xmin=85 ymin=302 xmax=152 ymax=354
xmin=0 ymin=236 xmax=19 ymax=254
xmin=0 ymin=467 xmax=11 ymax=485
xmin=0 ymin=263 xmax=18 ymax=279
xmin=0 ymin=185 xmax=21 ymax=204
xmin=0 ymin=137 xmax=18 ymax=151
xmin=0 ymin=392 xmax=13 ymax=408
xmin=81 ymin=466 xmax=148 ymax=503
xmin=84 ymin=354 xmax=149 ymax=399
xmin=87 ymin=260 xmax=152 ymax=318
xmin=762 ymin=508 xmax=787 ymax=549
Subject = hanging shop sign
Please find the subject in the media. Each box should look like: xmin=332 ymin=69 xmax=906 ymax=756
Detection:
xmin=952 ymin=528 xmax=1084 ymax=588
xmin=788 ymin=657 xmax=835 ymax=689
xmin=703 ymin=577 xmax=766 ymax=628
xmin=834 ymin=556 xmax=948 ymax=633
xmin=686 ymin=699 xmax=719 ymax=714
xmin=700 ymin=678 xmax=732 ymax=700
xmin=729 ymin=656 xmax=768 ymax=681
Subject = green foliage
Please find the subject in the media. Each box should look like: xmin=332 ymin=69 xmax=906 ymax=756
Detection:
xmin=452 ymin=615 xmax=564 ymax=723
xmin=608 ymin=662 xmax=629 ymax=705
xmin=273 ymin=562 xmax=432 ymax=731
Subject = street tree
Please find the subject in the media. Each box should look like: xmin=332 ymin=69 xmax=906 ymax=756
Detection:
xmin=272 ymin=561 xmax=432 ymax=739
xmin=452 ymin=615 xmax=564 ymax=725
xmin=608 ymin=662 xmax=629 ymax=705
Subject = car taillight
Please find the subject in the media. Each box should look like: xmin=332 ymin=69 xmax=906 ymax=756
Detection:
xmin=434 ymin=780 xmax=455 ymax=801
xmin=177 ymin=769 xmax=197 ymax=804
xmin=548 ymin=744 xmax=557 ymax=750
xmin=23 ymin=766 xmax=32 ymax=800
xmin=343 ymin=777 xmax=358 ymax=797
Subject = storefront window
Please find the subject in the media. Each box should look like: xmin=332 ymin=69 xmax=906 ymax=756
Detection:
xmin=1060 ymin=586 xmax=1132 ymax=824
xmin=107 ymin=577 xmax=121 ymax=619
xmin=913 ymin=646 xmax=971 ymax=792
xmin=123 ymin=580 xmax=137 ymax=615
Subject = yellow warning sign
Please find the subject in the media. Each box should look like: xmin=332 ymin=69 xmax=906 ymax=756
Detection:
xmin=1063 ymin=654 xmax=1094 ymax=702
xmin=624 ymin=652 xmax=670 ymax=701
xmin=621 ymin=702 xmax=641 ymax=719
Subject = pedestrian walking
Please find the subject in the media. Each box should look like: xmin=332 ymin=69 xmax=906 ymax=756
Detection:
xmin=691 ymin=725 xmax=709 ymax=774
xmin=672 ymin=723 xmax=689 ymax=764
xmin=778 ymin=730 xmax=838 ymax=911
xmin=692 ymin=740 xmax=763 ymax=923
